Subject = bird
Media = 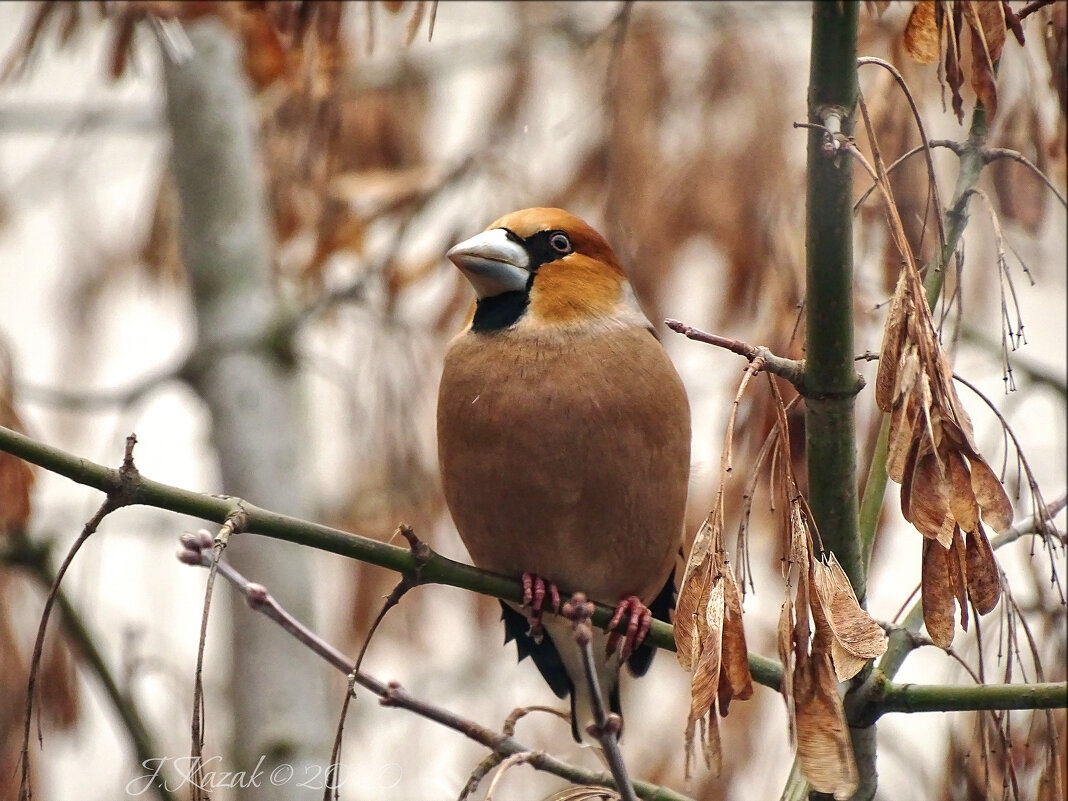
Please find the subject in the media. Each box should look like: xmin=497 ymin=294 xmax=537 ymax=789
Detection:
xmin=436 ymin=207 xmax=691 ymax=743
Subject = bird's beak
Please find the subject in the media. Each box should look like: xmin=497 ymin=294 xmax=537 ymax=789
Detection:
xmin=447 ymin=228 xmax=530 ymax=298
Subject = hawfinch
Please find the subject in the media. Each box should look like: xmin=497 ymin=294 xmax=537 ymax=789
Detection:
xmin=437 ymin=208 xmax=691 ymax=742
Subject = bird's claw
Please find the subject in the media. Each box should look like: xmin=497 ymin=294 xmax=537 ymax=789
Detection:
xmin=521 ymin=572 xmax=561 ymax=642
xmin=605 ymin=595 xmax=652 ymax=660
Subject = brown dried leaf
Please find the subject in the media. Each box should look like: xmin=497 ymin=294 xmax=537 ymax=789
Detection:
xmin=903 ymin=450 xmax=949 ymax=538
xmin=788 ymin=498 xmax=809 ymax=570
xmin=718 ymin=562 xmax=753 ymax=713
xmin=922 ymin=538 xmax=956 ymax=648
xmin=689 ymin=580 xmax=725 ymax=721
xmin=404 ymin=0 xmax=425 ymax=46
xmin=1046 ymin=2 xmax=1067 ymax=117
xmin=241 ymin=6 xmax=288 ymax=88
xmin=936 ymin=512 xmax=956 ymax=549
xmin=794 ymin=649 xmax=859 ymax=799
xmin=945 ymin=2 xmax=966 ymax=123
xmin=876 ymin=272 xmax=909 ymax=410
xmin=962 ymin=0 xmax=1006 ymax=120
xmin=777 ymin=599 xmax=796 ymax=745
xmin=991 ymin=103 xmax=1048 ymax=233
xmin=887 ymin=390 xmax=920 ymax=483
xmin=948 ymin=526 xmax=969 ymax=630
xmin=684 ymin=577 xmax=725 ymax=780
xmin=946 ymin=450 xmax=980 ymax=533
xmin=38 ymin=626 xmax=79 ymax=728
xmin=965 ymin=524 xmax=1002 ymax=614
xmin=107 ymin=14 xmax=137 ymax=80
xmin=0 ymin=451 xmax=32 ymax=534
xmin=812 ymin=555 xmax=888 ymax=681
xmin=829 ymin=639 xmax=868 ymax=685
xmin=684 ymin=707 xmax=723 ymax=781
xmin=675 ymin=518 xmax=715 ymax=671
xmin=904 ymin=0 xmax=941 ymax=64
xmin=969 ymin=456 xmax=1013 ymax=532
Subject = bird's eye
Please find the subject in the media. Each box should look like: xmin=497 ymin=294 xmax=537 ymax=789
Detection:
xmin=549 ymin=232 xmax=572 ymax=254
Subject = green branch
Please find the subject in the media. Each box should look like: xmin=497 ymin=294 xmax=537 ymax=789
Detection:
xmin=803 ymin=4 xmax=874 ymax=800
xmin=804 ymin=1 xmax=864 ymax=597
xmin=0 ymin=424 xmax=780 ymax=687
xmin=2 ymin=424 xmax=1063 ymax=732
xmin=879 ymin=681 xmax=1067 ymax=716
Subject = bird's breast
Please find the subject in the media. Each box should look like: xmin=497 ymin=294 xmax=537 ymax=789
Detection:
xmin=437 ymin=324 xmax=690 ymax=603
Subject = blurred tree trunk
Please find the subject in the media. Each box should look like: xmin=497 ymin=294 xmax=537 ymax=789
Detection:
xmin=161 ymin=19 xmax=333 ymax=800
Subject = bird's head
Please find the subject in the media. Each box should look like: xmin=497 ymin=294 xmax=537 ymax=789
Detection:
xmin=447 ymin=208 xmax=647 ymax=334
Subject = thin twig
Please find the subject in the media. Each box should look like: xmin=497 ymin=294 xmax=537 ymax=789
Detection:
xmin=991 ymin=494 xmax=1068 ymax=550
xmin=1017 ymin=0 xmax=1056 ymax=21
xmin=19 ymin=433 xmax=140 ymax=801
xmin=326 ymin=524 xmax=425 ymax=801
xmin=664 ymin=319 xmax=809 ymax=392
xmin=562 ymin=593 xmax=638 ymax=801
xmin=17 ymin=366 xmax=181 ymax=412
xmin=980 ymin=147 xmax=1067 ymax=208
xmin=175 ymin=539 xmax=691 ymax=801
xmin=857 ymin=57 xmax=948 ymax=256
xmin=460 ymin=707 xmax=572 ymax=801
xmin=187 ymin=510 xmax=245 ymax=801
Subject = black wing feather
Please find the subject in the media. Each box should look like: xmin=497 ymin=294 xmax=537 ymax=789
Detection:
xmin=499 ymin=601 xmax=570 ymax=699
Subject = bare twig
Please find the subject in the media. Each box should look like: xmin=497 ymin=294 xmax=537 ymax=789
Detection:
xmin=1017 ymin=0 xmax=1057 ymax=21
xmin=664 ymin=319 xmax=809 ymax=392
xmin=175 ymin=538 xmax=691 ymax=801
xmin=17 ymin=365 xmax=182 ymax=412
xmin=460 ymin=706 xmax=572 ymax=801
xmin=483 ymin=752 xmax=538 ymax=800
xmin=325 ymin=524 xmax=425 ymax=801
xmin=19 ymin=434 xmax=140 ymax=801
xmin=857 ymin=57 xmax=948 ymax=256
xmin=1 ymin=532 xmax=178 ymax=801
xmin=991 ymin=494 xmax=1068 ymax=550
xmin=981 ymin=147 xmax=1067 ymax=208
xmin=562 ymin=593 xmax=637 ymax=801
xmin=187 ymin=510 xmax=246 ymax=801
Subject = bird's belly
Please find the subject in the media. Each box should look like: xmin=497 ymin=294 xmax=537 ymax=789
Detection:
xmin=437 ymin=329 xmax=689 ymax=604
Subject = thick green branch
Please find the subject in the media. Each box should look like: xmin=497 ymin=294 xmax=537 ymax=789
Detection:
xmin=804 ymin=5 xmax=876 ymax=800
xmin=0 ymin=423 xmax=782 ymax=688
xmin=880 ymin=681 xmax=1067 ymax=715
xmin=4 ymin=424 xmax=1064 ymax=744
xmin=804 ymin=1 xmax=864 ymax=598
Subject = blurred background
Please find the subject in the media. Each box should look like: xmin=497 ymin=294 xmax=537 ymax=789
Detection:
xmin=0 ymin=2 xmax=1064 ymax=799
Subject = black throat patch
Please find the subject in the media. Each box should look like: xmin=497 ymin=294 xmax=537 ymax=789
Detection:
xmin=470 ymin=290 xmax=530 ymax=332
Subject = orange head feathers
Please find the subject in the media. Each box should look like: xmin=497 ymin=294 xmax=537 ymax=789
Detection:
xmin=446 ymin=207 xmax=647 ymax=333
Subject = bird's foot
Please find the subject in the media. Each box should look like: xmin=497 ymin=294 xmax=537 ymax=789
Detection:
xmin=605 ymin=595 xmax=652 ymax=660
xmin=521 ymin=572 xmax=561 ymax=643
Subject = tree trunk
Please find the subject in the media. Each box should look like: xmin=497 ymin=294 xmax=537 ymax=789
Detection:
xmin=161 ymin=19 xmax=334 ymax=800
